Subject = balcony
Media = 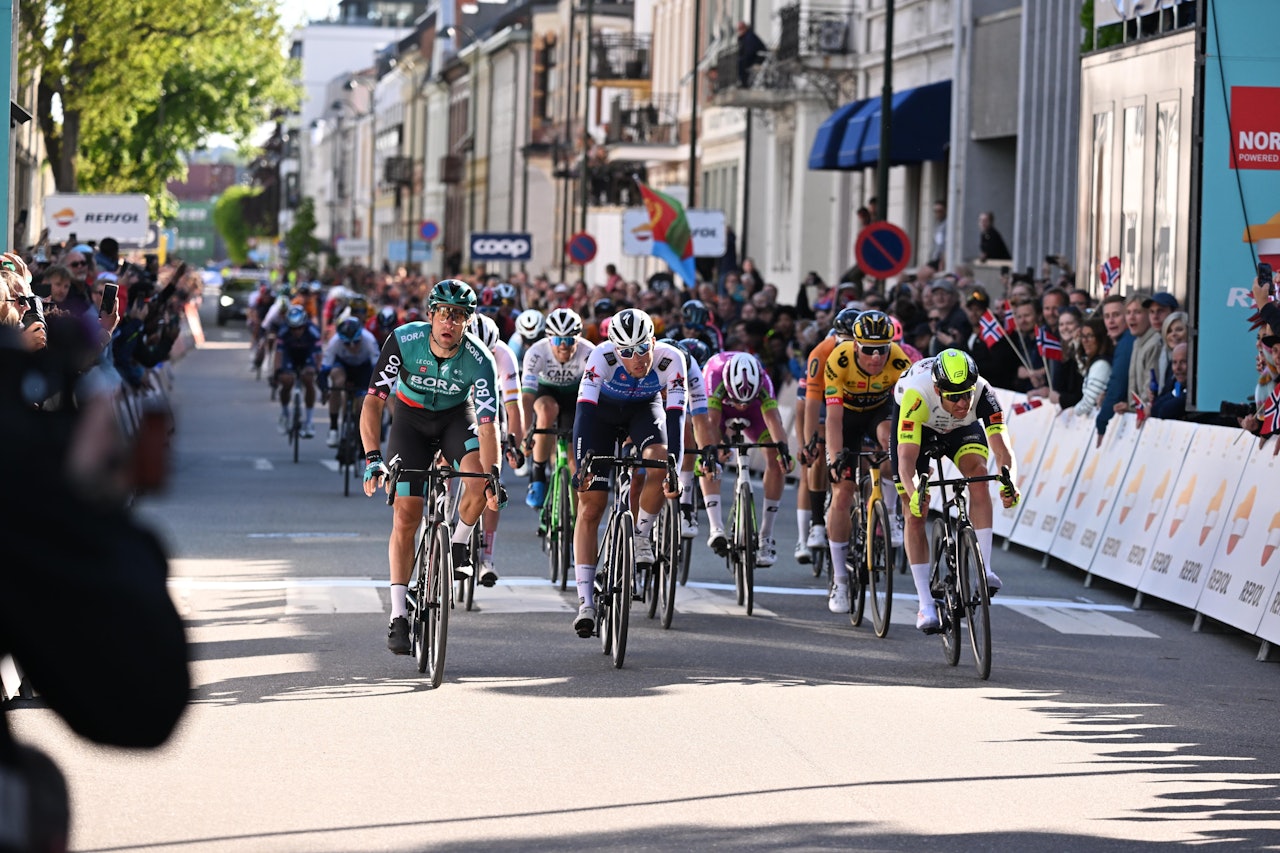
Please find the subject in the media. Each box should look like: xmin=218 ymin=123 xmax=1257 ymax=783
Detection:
xmin=709 ymin=46 xmax=798 ymax=109
xmin=604 ymin=94 xmax=686 ymax=163
xmin=590 ymin=33 xmax=651 ymax=84
xmin=775 ymin=4 xmax=854 ymax=62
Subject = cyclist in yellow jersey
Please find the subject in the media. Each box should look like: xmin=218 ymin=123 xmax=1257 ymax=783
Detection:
xmin=822 ymin=311 xmax=912 ymax=612
xmin=892 ymin=349 xmax=1019 ymax=632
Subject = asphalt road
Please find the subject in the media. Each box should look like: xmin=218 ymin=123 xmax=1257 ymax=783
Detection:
xmin=9 ymin=305 xmax=1280 ymax=852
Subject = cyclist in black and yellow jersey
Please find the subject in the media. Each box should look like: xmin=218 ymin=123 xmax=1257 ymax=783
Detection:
xmin=892 ymin=349 xmax=1019 ymax=632
xmin=822 ymin=310 xmax=912 ymax=612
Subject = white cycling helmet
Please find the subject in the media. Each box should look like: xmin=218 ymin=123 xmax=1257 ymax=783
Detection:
xmin=468 ymin=313 xmax=501 ymax=350
xmin=516 ymin=309 xmax=545 ymax=339
xmin=724 ymin=352 xmax=763 ymax=404
xmin=544 ymin=308 xmax=583 ymax=338
xmin=607 ymin=308 xmax=654 ymax=350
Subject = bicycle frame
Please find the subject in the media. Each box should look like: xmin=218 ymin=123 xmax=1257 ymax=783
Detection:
xmin=531 ymin=427 xmax=575 ymax=591
xmin=708 ymin=420 xmax=782 ymax=617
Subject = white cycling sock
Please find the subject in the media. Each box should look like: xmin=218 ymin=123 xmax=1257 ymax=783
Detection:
xmin=679 ymin=469 xmax=695 ymax=501
xmin=797 ymin=508 xmax=812 ymax=540
xmin=452 ymin=520 xmax=475 ymax=546
xmin=762 ymin=498 xmax=780 ymax=538
xmin=483 ymin=530 xmax=496 ymax=562
xmin=705 ymin=494 xmax=723 ymax=530
xmin=390 ymin=584 xmax=408 ymax=620
xmin=305 ymin=407 xmax=314 ymax=423
xmin=636 ymin=509 xmax=657 ymax=539
xmin=575 ymin=565 xmax=596 ymax=607
xmin=976 ymin=527 xmax=995 ymax=576
xmin=881 ymin=478 xmax=899 ymax=516
xmin=910 ymin=562 xmax=935 ymax=613
xmin=829 ymin=540 xmax=849 ymax=585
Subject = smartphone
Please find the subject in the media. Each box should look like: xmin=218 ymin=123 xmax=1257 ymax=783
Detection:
xmin=1260 ymin=262 xmax=1275 ymax=297
xmin=101 ymin=282 xmax=119 ymax=314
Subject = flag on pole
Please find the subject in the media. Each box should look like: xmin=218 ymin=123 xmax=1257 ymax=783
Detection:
xmin=1099 ymin=256 xmax=1121 ymax=294
xmin=1131 ymin=391 xmax=1147 ymax=426
xmin=1036 ymin=326 xmax=1063 ymax=361
xmin=1001 ymin=299 xmax=1016 ymax=332
xmin=634 ymin=180 xmax=698 ymax=288
xmin=1260 ymin=387 xmax=1280 ymax=437
xmin=1011 ymin=398 xmax=1045 ymax=415
xmin=979 ymin=310 xmax=1006 ymax=347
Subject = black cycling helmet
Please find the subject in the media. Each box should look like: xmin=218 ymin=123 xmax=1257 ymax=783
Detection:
xmin=931 ymin=349 xmax=979 ymax=394
xmin=852 ymin=310 xmax=894 ymax=345
xmin=429 ymin=279 xmax=477 ymax=315
xmin=593 ymin=297 xmax=614 ymax=317
xmin=675 ymin=337 xmax=711 ymax=367
xmin=336 ymin=317 xmax=362 ymax=342
xmin=681 ymin=299 xmax=710 ymax=329
xmin=832 ymin=307 xmax=861 ymax=339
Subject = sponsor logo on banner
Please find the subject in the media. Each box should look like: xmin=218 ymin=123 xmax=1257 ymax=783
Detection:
xmin=43 ymin=193 xmax=150 ymax=242
xmin=621 ymin=208 xmax=726 ymax=258
xmin=1230 ymin=87 xmax=1280 ymax=169
xmin=470 ymin=233 xmax=533 ymax=261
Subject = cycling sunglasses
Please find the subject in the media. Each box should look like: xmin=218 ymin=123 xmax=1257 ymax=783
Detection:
xmin=432 ymin=306 xmax=469 ymax=323
xmin=941 ymin=388 xmax=975 ymax=403
xmin=552 ymin=335 xmax=576 ymax=347
xmin=616 ymin=341 xmax=653 ymax=359
xmin=858 ymin=344 xmax=890 ymax=356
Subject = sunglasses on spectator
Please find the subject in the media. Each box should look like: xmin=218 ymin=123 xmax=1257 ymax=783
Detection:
xmin=68 ymin=260 xmax=87 ymax=268
xmin=617 ymin=341 xmax=653 ymax=359
xmin=552 ymin=335 xmax=576 ymax=347
xmin=858 ymin=344 xmax=890 ymax=356
xmin=941 ymin=389 xmax=974 ymax=403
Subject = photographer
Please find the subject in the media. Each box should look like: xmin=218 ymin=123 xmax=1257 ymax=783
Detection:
xmin=0 ymin=268 xmax=48 ymax=353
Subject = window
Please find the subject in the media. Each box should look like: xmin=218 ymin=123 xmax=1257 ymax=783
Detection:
xmin=1120 ymin=103 xmax=1145 ymax=292
xmin=1153 ymin=99 xmax=1179 ymax=292
xmin=1088 ymin=111 xmax=1114 ymax=285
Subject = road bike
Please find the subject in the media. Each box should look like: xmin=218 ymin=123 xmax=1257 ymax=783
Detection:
xmin=286 ymin=383 xmax=303 ymax=463
xmin=531 ymin=426 xmax=575 ymax=591
xmin=643 ymin=496 xmax=680 ymax=629
xmin=579 ymin=445 xmax=679 ymax=668
xmin=804 ymin=435 xmax=829 ymax=580
xmin=335 ymin=384 xmax=361 ymax=496
xmin=708 ymin=418 xmax=784 ymax=617
xmin=919 ymin=463 xmax=1013 ymax=681
xmin=677 ymin=448 xmax=704 ymax=587
xmin=386 ymin=457 xmax=496 ymax=687
xmin=833 ymin=447 xmax=895 ymax=638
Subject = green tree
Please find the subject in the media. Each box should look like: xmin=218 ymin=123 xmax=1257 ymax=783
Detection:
xmin=282 ymin=198 xmax=324 ymax=274
xmin=18 ymin=0 xmax=298 ymax=217
xmin=212 ymin=186 xmax=261 ymax=266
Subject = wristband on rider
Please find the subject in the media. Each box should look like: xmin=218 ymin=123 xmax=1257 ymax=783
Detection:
xmin=365 ymin=450 xmax=383 ymax=464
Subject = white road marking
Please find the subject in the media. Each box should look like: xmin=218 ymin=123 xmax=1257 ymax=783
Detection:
xmin=245 ymin=532 xmax=363 ymax=540
xmin=285 ymin=584 xmax=383 ymax=615
xmin=1008 ymin=605 xmax=1159 ymax=637
xmin=254 ymin=458 xmax=274 ymax=471
xmin=318 ymin=460 xmax=340 ymax=472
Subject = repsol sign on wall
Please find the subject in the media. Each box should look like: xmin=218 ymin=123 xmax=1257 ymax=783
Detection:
xmin=44 ymin=193 xmax=151 ymax=243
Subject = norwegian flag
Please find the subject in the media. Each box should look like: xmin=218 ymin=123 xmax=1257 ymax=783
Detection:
xmin=1001 ymin=299 xmax=1016 ymax=332
xmin=979 ymin=310 xmax=1006 ymax=347
xmin=1011 ymin=398 xmax=1045 ymax=415
xmin=1099 ymin=256 xmax=1121 ymax=294
xmin=1131 ymin=391 xmax=1147 ymax=426
xmin=1261 ymin=387 xmax=1280 ymax=437
xmin=1036 ymin=326 xmax=1063 ymax=361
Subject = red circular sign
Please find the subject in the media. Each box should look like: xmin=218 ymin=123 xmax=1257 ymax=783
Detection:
xmin=855 ymin=222 xmax=913 ymax=279
xmin=566 ymin=232 xmax=597 ymax=264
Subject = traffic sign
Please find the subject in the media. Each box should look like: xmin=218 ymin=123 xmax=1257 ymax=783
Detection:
xmin=566 ymin=231 xmax=597 ymax=264
xmin=855 ymin=222 xmax=912 ymax=279
xmin=419 ymin=220 xmax=439 ymax=242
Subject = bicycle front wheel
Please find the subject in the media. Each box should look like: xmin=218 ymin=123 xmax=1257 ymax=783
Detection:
xmin=611 ymin=513 xmax=634 ymax=668
xmin=848 ymin=490 xmax=868 ymax=628
xmin=737 ymin=483 xmax=756 ymax=616
xmin=868 ymin=498 xmax=894 ymax=638
xmin=931 ymin=518 xmax=961 ymax=667
xmin=959 ymin=526 xmax=992 ymax=680
xmin=657 ymin=498 xmax=679 ymax=629
xmin=425 ymin=525 xmax=451 ymax=687
xmin=555 ymin=467 xmax=573 ymax=592
xmin=599 ymin=514 xmax=619 ymax=655
xmin=291 ymin=393 xmax=302 ymax=464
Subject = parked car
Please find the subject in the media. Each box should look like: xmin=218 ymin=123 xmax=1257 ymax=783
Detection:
xmin=214 ymin=269 xmax=272 ymax=326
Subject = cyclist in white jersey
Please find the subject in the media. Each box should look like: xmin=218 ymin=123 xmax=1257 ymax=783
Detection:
xmin=662 ymin=337 xmax=714 ymax=538
xmin=521 ymin=308 xmax=596 ymax=507
xmin=318 ymin=317 xmax=380 ymax=447
xmin=470 ymin=313 xmax=525 ymax=586
xmin=571 ymin=309 xmax=685 ymax=636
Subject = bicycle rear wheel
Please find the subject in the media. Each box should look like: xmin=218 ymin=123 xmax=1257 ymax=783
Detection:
xmin=611 ymin=513 xmax=635 ymax=668
xmin=848 ymin=491 xmax=867 ymax=627
xmin=657 ymin=497 xmax=679 ymax=629
xmin=868 ymin=498 xmax=894 ymax=638
xmin=458 ymin=519 xmax=479 ymax=611
xmin=409 ymin=523 xmax=428 ymax=670
xmin=931 ymin=518 xmax=961 ymax=667
xmin=959 ymin=526 xmax=992 ymax=680
xmin=425 ymin=525 xmax=451 ymax=687
xmin=554 ymin=467 xmax=572 ymax=591
xmin=599 ymin=514 xmax=618 ymax=654
xmin=738 ymin=483 xmax=756 ymax=616
xmin=291 ymin=392 xmax=302 ymax=464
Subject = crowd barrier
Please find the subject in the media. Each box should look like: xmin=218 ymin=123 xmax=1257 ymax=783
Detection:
xmin=994 ymin=396 xmax=1280 ymax=661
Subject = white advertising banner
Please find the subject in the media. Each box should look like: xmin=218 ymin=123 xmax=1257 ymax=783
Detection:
xmin=1051 ymin=413 xmax=1142 ymax=571
xmin=1196 ymin=436 xmax=1280 ymax=638
xmin=44 ymin=193 xmax=151 ymax=243
xmin=1137 ymin=425 xmax=1254 ymax=609
xmin=1009 ymin=408 xmax=1095 ymax=552
xmin=621 ymin=208 xmax=727 ymax=258
xmin=992 ymin=400 xmax=1058 ymax=539
xmin=1089 ymin=419 xmax=1198 ymax=588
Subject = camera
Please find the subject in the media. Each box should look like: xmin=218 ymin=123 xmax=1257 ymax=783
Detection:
xmin=1220 ymin=400 xmax=1256 ymax=419
xmin=20 ymin=294 xmax=45 ymax=329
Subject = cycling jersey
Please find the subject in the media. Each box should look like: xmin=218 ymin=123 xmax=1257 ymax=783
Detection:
xmin=893 ymin=357 xmax=1004 ymax=445
xmin=575 ymin=340 xmax=687 ymax=464
xmin=521 ymin=337 xmax=596 ymax=393
xmin=683 ymin=353 xmax=709 ymax=417
xmin=805 ymin=333 xmax=842 ymax=403
xmin=681 ymin=325 xmax=724 ymax=355
xmin=703 ymin=351 xmax=778 ymax=415
xmin=369 ymin=322 xmax=499 ymax=424
xmin=823 ymin=341 xmax=912 ymax=412
xmin=321 ymin=328 xmax=379 ymax=369
xmin=276 ymin=324 xmax=322 ymax=359
xmin=490 ymin=338 xmax=521 ymax=408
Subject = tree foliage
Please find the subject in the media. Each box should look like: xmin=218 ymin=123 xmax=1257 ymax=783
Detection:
xmin=282 ymin=198 xmax=324 ymax=274
xmin=18 ymin=0 xmax=298 ymax=219
xmin=212 ymin=186 xmax=261 ymax=266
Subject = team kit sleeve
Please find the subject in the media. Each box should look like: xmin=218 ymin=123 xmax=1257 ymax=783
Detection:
xmin=320 ymin=335 xmax=341 ymax=370
xmin=369 ymin=333 xmax=404 ymax=399
xmin=496 ymin=343 xmax=521 ymax=404
xmin=469 ymin=343 xmax=501 ymax=425
xmin=686 ymin=360 xmax=709 ymax=416
xmin=520 ymin=344 xmax=544 ymax=394
xmin=897 ymin=387 xmax=928 ymax=446
xmin=976 ymin=380 xmax=1006 ymax=436
xmin=659 ymin=348 xmax=688 ymax=460
xmin=824 ymin=342 xmax=852 ymax=407
xmin=806 ymin=344 xmax=827 ymax=402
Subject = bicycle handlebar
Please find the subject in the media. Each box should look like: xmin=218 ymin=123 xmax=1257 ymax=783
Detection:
xmin=915 ymin=465 xmax=1014 ymax=494
xmin=384 ymin=461 xmax=497 ymax=506
xmin=579 ymin=450 xmax=680 ymax=495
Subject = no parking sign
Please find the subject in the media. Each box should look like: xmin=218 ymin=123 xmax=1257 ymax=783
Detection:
xmin=566 ymin=232 xmax=597 ymax=265
xmin=855 ymin=222 xmax=912 ymax=278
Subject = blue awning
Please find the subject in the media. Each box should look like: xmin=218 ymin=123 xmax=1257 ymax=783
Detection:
xmin=831 ymin=79 xmax=952 ymax=170
xmin=808 ymin=98 xmax=872 ymax=170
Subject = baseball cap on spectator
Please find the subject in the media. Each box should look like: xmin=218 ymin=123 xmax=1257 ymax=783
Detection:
xmin=928 ymin=278 xmax=958 ymax=295
xmin=965 ymin=286 xmax=990 ymax=308
xmin=1262 ymin=334 xmax=1280 ymax=348
xmin=96 ymin=272 xmax=118 ymax=284
xmin=1142 ymin=292 xmax=1179 ymax=311
xmin=553 ymin=283 xmax=569 ymax=294
xmin=72 ymin=243 xmax=94 ymax=256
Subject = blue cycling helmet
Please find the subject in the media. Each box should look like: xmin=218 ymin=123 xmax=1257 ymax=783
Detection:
xmin=675 ymin=337 xmax=711 ymax=367
xmin=682 ymin=299 xmax=710 ymax=329
xmin=286 ymin=305 xmax=308 ymax=329
xmin=336 ymin=317 xmax=362 ymax=342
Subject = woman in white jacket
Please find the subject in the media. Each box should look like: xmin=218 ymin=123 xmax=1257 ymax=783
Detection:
xmin=1073 ymin=316 xmax=1114 ymax=415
